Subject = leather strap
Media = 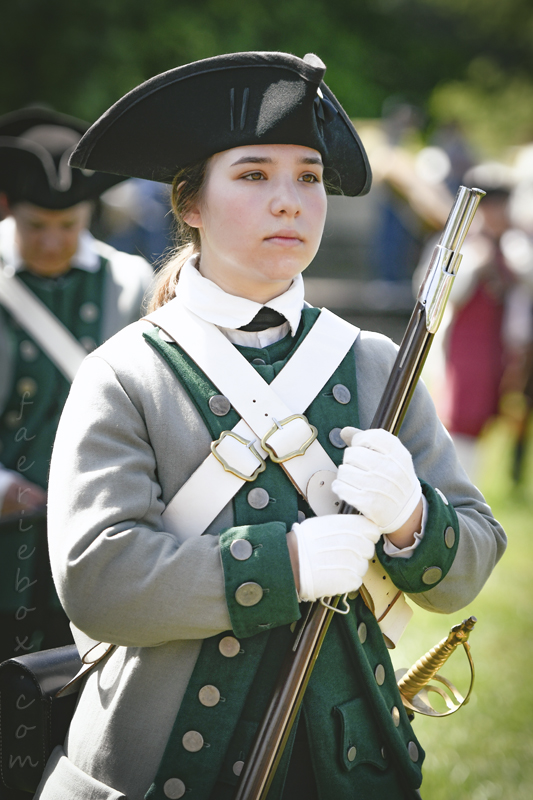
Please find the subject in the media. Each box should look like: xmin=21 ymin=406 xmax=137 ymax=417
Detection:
xmin=55 ymin=624 xmax=116 ymax=696
xmin=0 ymin=267 xmax=86 ymax=382
xmin=144 ymin=299 xmax=358 ymax=539
xmin=145 ymin=299 xmax=413 ymax=647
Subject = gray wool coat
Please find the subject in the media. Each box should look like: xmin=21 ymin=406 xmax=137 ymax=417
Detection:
xmin=35 ymin=316 xmax=506 ymax=800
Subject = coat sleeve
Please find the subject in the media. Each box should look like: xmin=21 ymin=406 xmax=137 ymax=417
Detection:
xmin=100 ymin=245 xmax=154 ymax=339
xmin=47 ymin=352 xmax=298 ymax=648
xmin=354 ymin=330 xmax=507 ymax=614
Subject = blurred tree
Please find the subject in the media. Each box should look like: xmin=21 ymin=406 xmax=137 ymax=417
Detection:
xmin=0 ymin=0 xmax=531 ymax=154
xmin=0 ymin=0 xmax=476 ymax=120
xmin=423 ymin=0 xmax=533 ymax=155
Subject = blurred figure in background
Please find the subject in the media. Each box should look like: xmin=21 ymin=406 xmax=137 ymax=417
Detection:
xmin=0 ymin=107 xmax=153 ymax=662
xmin=428 ymin=163 xmax=521 ymax=480
xmin=94 ymin=177 xmax=173 ymax=266
xmin=430 ymin=120 xmax=476 ymax=195
xmin=369 ymin=100 xmax=454 ymax=284
xmin=499 ymin=146 xmax=533 ymax=482
xmin=372 ymin=101 xmax=427 ymax=282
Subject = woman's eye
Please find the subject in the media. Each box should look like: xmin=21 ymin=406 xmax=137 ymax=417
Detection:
xmin=300 ymin=173 xmax=320 ymax=183
xmin=244 ymin=171 xmax=264 ymax=181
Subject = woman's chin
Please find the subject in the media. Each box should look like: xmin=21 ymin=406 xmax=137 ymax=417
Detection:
xmin=249 ymin=256 xmax=310 ymax=284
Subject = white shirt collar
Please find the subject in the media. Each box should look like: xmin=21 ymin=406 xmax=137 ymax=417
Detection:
xmin=175 ymin=256 xmax=305 ymax=345
xmin=0 ymin=216 xmax=100 ymax=274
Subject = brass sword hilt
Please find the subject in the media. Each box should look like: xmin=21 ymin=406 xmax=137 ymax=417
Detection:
xmin=395 ymin=616 xmax=477 ymax=717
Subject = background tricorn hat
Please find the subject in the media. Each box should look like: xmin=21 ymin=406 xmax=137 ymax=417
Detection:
xmin=0 ymin=107 xmax=126 ymax=209
xmin=69 ymin=52 xmax=372 ymax=197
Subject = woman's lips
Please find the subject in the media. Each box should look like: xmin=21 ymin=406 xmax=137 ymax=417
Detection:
xmin=265 ymin=231 xmax=303 ymax=246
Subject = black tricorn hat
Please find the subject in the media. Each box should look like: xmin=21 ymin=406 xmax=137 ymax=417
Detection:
xmin=69 ymin=52 xmax=372 ymax=197
xmin=0 ymin=107 xmax=125 ymax=209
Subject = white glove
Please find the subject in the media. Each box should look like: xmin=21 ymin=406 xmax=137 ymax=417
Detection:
xmin=292 ymin=514 xmax=381 ymax=603
xmin=331 ymin=427 xmax=422 ymax=534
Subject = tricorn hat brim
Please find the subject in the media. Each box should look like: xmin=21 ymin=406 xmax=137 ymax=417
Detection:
xmin=0 ymin=106 xmax=126 ymax=209
xmin=69 ymin=52 xmax=372 ymax=197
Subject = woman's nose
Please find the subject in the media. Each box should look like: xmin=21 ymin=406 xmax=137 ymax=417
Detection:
xmin=270 ymin=179 xmax=301 ymax=217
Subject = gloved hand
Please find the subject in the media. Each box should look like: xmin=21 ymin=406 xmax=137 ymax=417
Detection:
xmin=331 ymin=426 xmax=422 ymax=534
xmin=292 ymin=514 xmax=381 ymax=603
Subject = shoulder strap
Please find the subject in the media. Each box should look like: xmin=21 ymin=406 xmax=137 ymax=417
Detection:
xmin=144 ymin=300 xmax=358 ymax=535
xmin=0 ymin=268 xmax=86 ymax=382
xmin=145 ymin=300 xmax=412 ymax=647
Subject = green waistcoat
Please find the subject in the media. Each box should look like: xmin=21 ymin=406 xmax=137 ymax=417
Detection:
xmin=0 ymin=262 xmax=107 ymax=660
xmin=142 ymin=308 xmax=460 ymax=800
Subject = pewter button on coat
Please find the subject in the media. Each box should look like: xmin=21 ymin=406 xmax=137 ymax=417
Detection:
xmin=357 ymin=622 xmax=367 ymax=644
xmin=233 ymin=760 xmax=244 ymax=776
xmin=5 ymin=410 xmax=20 ymax=429
xmin=375 ymin=664 xmax=385 ymax=685
xmin=235 ymin=582 xmax=263 ymax=607
xmin=422 ymin=566 xmax=443 ymax=585
xmin=17 ymin=377 xmax=37 ymax=398
xmin=20 ymin=340 xmax=38 ymax=361
xmin=444 ymin=526 xmax=456 ymax=548
xmin=408 ymin=741 xmax=419 ymax=762
xmin=297 ymin=510 xmax=306 ymax=523
xmin=163 ymin=778 xmax=186 ymax=798
xmin=80 ymin=336 xmax=97 ymax=353
xmin=208 ymin=394 xmax=231 ymax=416
xmin=247 ymin=487 xmax=269 ymax=509
xmin=391 ymin=706 xmax=400 ymax=727
xmin=348 ymin=590 xmax=359 ymax=600
xmin=219 ymin=636 xmax=240 ymax=657
xmin=329 ymin=427 xmax=347 ymax=449
xmin=332 ymin=384 xmax=351 ymax=404
xmin=79 ymin=301 xmax=99 ymax=323
xmin=230 ymin=539 xmax=253 ymax=561
xmin=252 ymin=357 xmax=266 ymax=365
xmin=198 ymin=685 xmax=221 ymax=707
xmin=347 ymin=746 xmax=357 ymax=762
xmin=182 ymin=730 xmax=204 ymax=752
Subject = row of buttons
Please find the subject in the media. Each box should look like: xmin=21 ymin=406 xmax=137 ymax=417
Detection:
xmin=207 ymin=383 xmax=351 ymax=418
xmin=229 ymin=539 xmax=265 ymax=607
xmin=420 ymin=525 xmax=456 ymax=586
xmin=358 ymin=618 xmax=419 ymax=764
xmin=163 ymin=635 xmax=243 ymax=797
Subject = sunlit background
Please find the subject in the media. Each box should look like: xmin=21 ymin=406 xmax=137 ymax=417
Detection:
xmin=2 ymin=2 xmax=533 ymax=797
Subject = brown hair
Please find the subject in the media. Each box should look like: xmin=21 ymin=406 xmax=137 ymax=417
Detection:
xmin=146 ymin=158 xmax=209 ymax=311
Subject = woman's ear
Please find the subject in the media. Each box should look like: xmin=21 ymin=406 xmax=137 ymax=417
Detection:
xmin=183 ymin=204 xmax=202 ymax=229
xmin=178 ymin=182 xmax=203 ymax=229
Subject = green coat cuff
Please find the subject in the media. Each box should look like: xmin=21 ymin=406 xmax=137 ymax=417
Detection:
xmin=375 ymin=481 xmax=460 ymax=594
xmin=220 ymin=521 xmax=300 ymax=639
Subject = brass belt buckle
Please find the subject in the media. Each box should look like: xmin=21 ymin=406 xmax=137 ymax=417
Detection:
xmin=261 ymin=414 xmax=318 ymax=464
xmin=211 ymin=431 xmax=266 ymax=482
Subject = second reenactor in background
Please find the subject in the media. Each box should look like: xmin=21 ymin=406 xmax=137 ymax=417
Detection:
xmin=0 ymin=107 xmax=154 ymax=662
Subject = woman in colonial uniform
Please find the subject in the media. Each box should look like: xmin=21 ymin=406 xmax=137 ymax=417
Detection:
xmin=35 ymin=53 xmax=505 ymax=800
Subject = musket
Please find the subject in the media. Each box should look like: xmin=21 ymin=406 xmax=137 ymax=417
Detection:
xmin=234 ymin=185 xmax=486 ymax=800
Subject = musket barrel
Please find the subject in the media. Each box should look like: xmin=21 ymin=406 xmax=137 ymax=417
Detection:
xmin=234 ymin=185 xmax=486 ymax=800
xmin=439 ymin=185 xmax=483 ymax=252
xmin=418 ymin=186 xmax=485 ymax=334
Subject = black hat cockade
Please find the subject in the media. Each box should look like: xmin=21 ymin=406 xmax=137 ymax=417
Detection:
xmin=0 ymin=107 xmax=125 ymax=209
xmin=69 ymin=52 xmax=372 ymax=197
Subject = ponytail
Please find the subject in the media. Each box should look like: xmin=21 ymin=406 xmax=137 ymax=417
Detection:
xmin=146 ymin=158 xmax=209 ymax=312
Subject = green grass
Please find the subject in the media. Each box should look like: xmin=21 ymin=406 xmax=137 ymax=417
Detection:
xmin=391 ymin=419 xmax=533 ymax=799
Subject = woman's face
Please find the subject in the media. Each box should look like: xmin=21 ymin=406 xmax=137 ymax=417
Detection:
xmin=184 ymin=143 xmax=328 ymax=303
